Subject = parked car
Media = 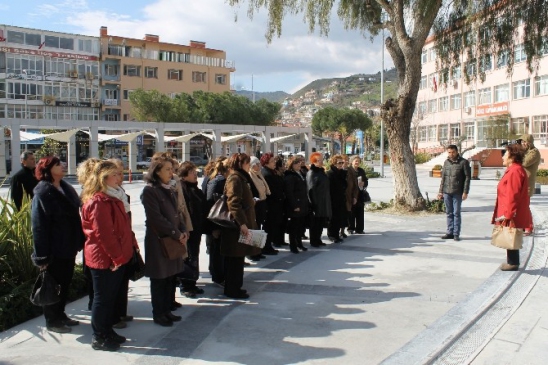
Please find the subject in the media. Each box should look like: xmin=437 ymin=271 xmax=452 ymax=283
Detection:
xmin=188 ymin=156 xmax=208 ymax=166
xmin=137 ymin=157 xmax=152 ymax=169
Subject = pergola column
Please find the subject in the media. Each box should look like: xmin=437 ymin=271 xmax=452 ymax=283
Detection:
xmin=67 ymin=135 xmax=77 ymax=174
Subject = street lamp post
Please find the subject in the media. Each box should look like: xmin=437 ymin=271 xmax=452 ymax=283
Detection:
xmin=380 ymin=26 xmax=385 ymax=178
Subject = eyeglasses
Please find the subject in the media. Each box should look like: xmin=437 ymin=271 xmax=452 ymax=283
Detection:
xmin=336 ymin=161 xmax=344 ymax=165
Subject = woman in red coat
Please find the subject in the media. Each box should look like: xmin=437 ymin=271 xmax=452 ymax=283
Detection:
xmin=492 ymin=143 xmax=532 ymax=271
xmin=81 ymin=160 xmax=136 ymax=351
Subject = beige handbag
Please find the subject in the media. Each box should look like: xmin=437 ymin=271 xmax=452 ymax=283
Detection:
xmin=491 ymin=221 xmax=524 ymax=250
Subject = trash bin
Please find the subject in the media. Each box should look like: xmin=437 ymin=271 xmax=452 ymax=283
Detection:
xmin=470 ymin=160 xmax=481 ymax=180
xmin=383 ymin=155 xmax=389 ymax=164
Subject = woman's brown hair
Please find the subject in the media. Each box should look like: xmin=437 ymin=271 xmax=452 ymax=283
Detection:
xmin=505 ymin=143 xmax=524 ymax=164
xmin=144 ymin=156 xmax=172 ymax=184
xmin=226 ymin=153 xmax=250 ymax=170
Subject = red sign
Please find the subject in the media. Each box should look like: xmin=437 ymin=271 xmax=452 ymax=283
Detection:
xmin=476 ymin=102 xmax=509 ymax=117
xmin=0 ymin=46 xmax=98 ymax=61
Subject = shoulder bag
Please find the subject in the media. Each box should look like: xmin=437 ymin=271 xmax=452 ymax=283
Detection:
xmin=128 ymin=248 xmax=146 ymax=281
xmin=207 ymin=194 xmax=239 ymax=229
xmin=30 ymin=269 xmax=61 ymax=306
xmin=491 ymin=220 xmax=524 ymax=250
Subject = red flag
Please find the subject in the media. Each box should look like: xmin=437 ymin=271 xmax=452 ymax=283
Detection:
xmin=38 ymin=41 xmax=45 ymax=49
xmin=433 ymin=76 xmax=438 ymax=92
xmin=0 ymin=30 xmax=6 ymax=42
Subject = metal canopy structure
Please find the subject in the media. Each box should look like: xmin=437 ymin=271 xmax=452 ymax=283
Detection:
xmin=270 ymin=134 xmax=297 ymax=143
xmin=220 ymin=133 xmax=263 ymax=143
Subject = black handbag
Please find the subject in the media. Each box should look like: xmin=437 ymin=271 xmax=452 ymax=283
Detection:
xmin=207 ymin=195 xmax=238 ymax=229
xmin=363 ymin=190 xmax=372 ymax=203
xmin=128 ymin=248 xmax=146 ymax=281
xmin=177 ymin=256 xmax=199 ymax=281
xmin=30 ymin=269 xmax=61 ymax=306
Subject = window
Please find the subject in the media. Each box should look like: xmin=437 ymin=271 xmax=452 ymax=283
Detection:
xmin=7 ymin=31 xmax=25 ymax=44
xmin=25 ymin=33 xmax=41 ymax=46
xmin=105 ymin=89 xmax=119 ymax=100
xmin=428 ymin=99 xmax=437 ymax=113
xmin=59 ymin=37 xmax=74 ymax=50
xmin=419 ymin=126 xmax=428 ymax=142
xmin=479 ymin=55 xmax=492 ymax=72
xmin=108 ymin=45 xmax=125 ymax=56
xmin=494 ymin=84 xmax=509 ymax=102
xmin=428 ymin=74 xmax=437 ymax=89
xmin=418 ymin=101 xmax=427 ymax=116
xmin=215 ymin=74 xmax=227 ymax=85
xmin=123 ymin=65 xmax=141 ymax=77
xmin=438 ymin=125 xmax=448 ymax=140
xmin=465 ymin=122 xmax=475 ymax=140
xmin=450 ymin=94 xmax=461 ymax=110
xmin=429 ymin=48 xmax=437 ymax=62
xmin=160 ymin=51 xmax=177 ymax=62
xmin=478 ymin=87 xmax=492 ymax=105
xmin=535 ymin=75 xmax=548 ymax=96
xmin=79 ymin=39 xmax=92 ymax=53
xmin=420 ymin=76 xmax=427 ymax=90
xmin=532 ymin=115 xmax=548 ymax=141
xmin=511 ymin=118 xmax=528 ymax=135
xmin=497 ymin=50 xmax=509 ymax=69
xmin=145 ymin=67 xmax=158 ymax=78
xmin=421 ymin=49 xmax=428 ymax=63
xmin=104 ymin=113 xmax=119 ymax=121
xmin=45 ymin=35 xmax=59 ymax=48
xmin=439 ymin=96 xmax=449 ymax=111
xmin=439 ymin=68 xmax=449 ymax=85
xmin=145 ymin=50 xmax=159 ymax=60
xmin=513 ymin=79 xmax=530 ymax=99
xmin=192 ymin=71 xmax=206 ymax=83
xmin=105 ymin=64 xmax=119 ymax=76
xmin=127 ymin=47 xmax=142 ymax=58
xmin=428 ymin=126 xmax=437 ymax=141
xmin=466 ymin=60 xmax=477 ymax=77
xmin=123 ymin=89 xmax=135 ymax=100
xmin=514 ymin=44 xmax=527 ymax=63
xmin=178 ymin=53 xmax=190 ymax=63
xmin=451 ymin=123 xmax=461 ymax=138
xmin=451 ymin=66 xmax=461 ymax=80
xmin=168 ymin=69 xmax=182 ymax=81
xmin=464 ymin=91 xmax=476 ymax=107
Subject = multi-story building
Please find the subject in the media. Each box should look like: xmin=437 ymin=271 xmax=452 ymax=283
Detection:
xmin=98 ymin=26 xmax=235 ymax=122
xmin=0 ymin=25 xmax=101 ymax=122
xmin=416 ymin=36 xmax=548 ymax=168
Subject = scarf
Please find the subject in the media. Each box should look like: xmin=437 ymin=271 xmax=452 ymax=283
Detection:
xmin=235 ymin=168 xmax=260 ymax=198
xmin=106 ymin=186 xmax=131 ymax=213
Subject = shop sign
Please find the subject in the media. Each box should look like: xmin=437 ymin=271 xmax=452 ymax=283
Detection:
xmin=55 ymin=101 xmax=92 ymax=107
xmin=0 ymin=46 xmax=98 ymax=60
xmin=476 ymin=102 xmax=509 ymax=117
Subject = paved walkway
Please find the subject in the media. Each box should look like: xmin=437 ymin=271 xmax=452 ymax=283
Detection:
xmin=0 ymin=166 xmax=546 ymax=365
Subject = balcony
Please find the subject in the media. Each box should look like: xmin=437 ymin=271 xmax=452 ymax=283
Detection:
xmin=103 ymin=98 xmax=119 ymax=106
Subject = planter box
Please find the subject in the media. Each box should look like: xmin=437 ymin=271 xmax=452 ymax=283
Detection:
xmin=432 ymin=170 xmax=442 ymax=178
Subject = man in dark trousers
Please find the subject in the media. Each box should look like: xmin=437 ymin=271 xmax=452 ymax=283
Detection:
xmin=437 ymin=145 xmax=471 ymax=241
xmin=10 ymin=151 xmax=38 ymax=210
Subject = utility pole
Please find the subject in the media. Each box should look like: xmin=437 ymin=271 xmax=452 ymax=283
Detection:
xmin=252 ymin=74 xmax=255 ymax=103
xmin=380 ymin=25 xmax=385 ymax=178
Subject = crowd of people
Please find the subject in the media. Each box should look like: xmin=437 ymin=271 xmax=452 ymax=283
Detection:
xmin=19 ymin=150 xmax=370 ymax=351
xmin=11 ymin=134 xmax=541 ymax=351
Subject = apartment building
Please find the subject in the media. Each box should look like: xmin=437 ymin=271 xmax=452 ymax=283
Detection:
xmin=99 ymin=26 xmax=235 ymax=122
xmin=0 ymin=25 xmax=101 ymax=122
xmin=416 ymin=36 xmax=548 ymax=168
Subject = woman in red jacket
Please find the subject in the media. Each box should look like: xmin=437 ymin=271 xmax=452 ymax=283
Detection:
xmin=81 ymin=160 xmax=136 ymax=351
xmin=492 ymin=143 xmax=532 ymax=271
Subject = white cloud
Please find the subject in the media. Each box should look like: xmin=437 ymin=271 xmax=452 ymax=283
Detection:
xmin=60 ymin=0 xmax=392 ymax=93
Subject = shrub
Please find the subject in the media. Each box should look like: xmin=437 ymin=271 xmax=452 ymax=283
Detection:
xmin=432 ymin=164 xmax=443 ymax=170
xmin=414 ymin=152 xmax=432 ymax=164
xmin=537 ymin=169 xmax=548 ymax=177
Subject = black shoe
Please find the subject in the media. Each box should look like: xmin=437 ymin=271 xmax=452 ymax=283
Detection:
xmin=297 ymin=245 xmax=308 ymax=251
xmin=248 ymin=254 xmax=262 ymax=261
xmin=244 ymin=261 xmax=251 ymax=267
xmin=62 ymin=318 xmax=80 ymax=326
xmin=47 ymin=324 xmax=71 ymax=333
xmin=334 ymin=238 xmax=343 ymax=243
xmin=301 ymin=235 xmax=309 ymax=240
xmin=441 ymin=234 xmax=454 ymax=239
xmin=107 ymin=331 xmax=126 ymax=344
xmin=120 ymin=315 xmax=134 ymax=322
xmin=281 ymin=241 xmax=290 ymax=246
xmin=348 ymin=230 xmax=355 ymax=235
xmin=153 ymin=315 xmax=173 ymax=327
xmin=354 ymin=231 xmax=365 ymax=234
xmin=262 ymin=247 xmax=279 ymax=255
xmin=170 ymin=301 xmax=183 ymax=312
xmin=182 ymin=289 xmax=197 ymax=298
xmin=213 ymin=280 xmax=225 ymax=288
xmin=310 ymin=243 xmax=321 ymax=247
xmin=328 ymin=236 xmax=338 ymax=242
xmin=454 ymin=236 xmax=460 ymax=241
xmin=193 ymin=287 xmax=204 ymax=294
xmin=341 ymin=232 xmax=348 ymax=238
xmin=272 ymin=243 xmax=282 ymax=248
xmin=92 ymin=336 xmax=120 ymax=351
xmin=166 ymin=312 xmax=182 ymax=321
xmin=290 ymin=247 xmax=300 ymax=254
xmin=225 ymin=291 xmax=250 ymax=299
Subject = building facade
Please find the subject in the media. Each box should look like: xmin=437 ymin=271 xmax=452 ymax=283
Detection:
xmin=416 ymin=36 xmax=548 ymax=168
xmin=99 ymin=26 xmax=235 ymax=122
xmin=0 ymin=25 xmax=101 ymax=122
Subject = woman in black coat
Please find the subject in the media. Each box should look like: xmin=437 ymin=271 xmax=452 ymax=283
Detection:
xmin=326 ymin=154 xmax=348 ymax=243
xmin=306 ymin=152 xmax=331 ymax=247
xmin=284 ymin=157 xmax=309 ymax=253
xmin=260 ymin=153 xmax=285 ymax=255
xmin=178 ymin=162 xmax=207 ymax=298
xmin=31 ymin=156 xmax=85 ymax=334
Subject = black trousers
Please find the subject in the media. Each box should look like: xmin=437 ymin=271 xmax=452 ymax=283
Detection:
xmin=43 ymin=257 xmax=75 ymax=327
xmin=288 ymin=216 xmax=305 ymax=249
xmin=206 ymin=234 xmax=225 ymax=284
xmin=180 ymin=230 xmax=202 ymax=289
xmin=90 ymin=266 xmax=125 ymax=337
xmin=150 ymin=276 xmax=175 ymax=318
xmin=349 ymin=203 xmax=365 ymax=232
xmin=507 ymin=250 xmax=520 ymax=265
xmin=224 ymin=256 xmax=244 ymax=296
xmin=113 ymin=263 xmax=130 ymax=321
xmin=310 ymin=216 xmax=327 ymax=245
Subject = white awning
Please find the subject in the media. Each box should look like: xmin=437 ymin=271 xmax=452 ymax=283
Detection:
xmin=164 ymin=132 xmax=214 ymax=143
xmin=270 ymin=134 xmax=297 ymax=143
xmin=221 ymin=133 xmax=263 ymax=143
xmin=42 ymin=129 xmax=81 ymax=142
xmin=20 ymin=131 xmax=44 ymax=142
xmin=81 ymin=130 xmax=146 ymax=142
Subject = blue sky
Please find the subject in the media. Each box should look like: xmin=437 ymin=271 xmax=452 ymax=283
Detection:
xmin=0 ymin=0 xmax=392 ymax=93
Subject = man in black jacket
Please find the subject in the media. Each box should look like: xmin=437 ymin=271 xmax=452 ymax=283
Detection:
xmin=437 ymin=145 xmax=471 ymax=241
xmin=10 ymin=151 xmax=38 ymax=210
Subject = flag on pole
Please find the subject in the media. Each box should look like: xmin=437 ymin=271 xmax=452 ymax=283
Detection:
xmin=0 ymin=30 xmax=6 ymax=42
xmin=433 ymin=76 xmax=438 ymax=92
xmin=38 ymin=41 xmax=46 ymax=49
